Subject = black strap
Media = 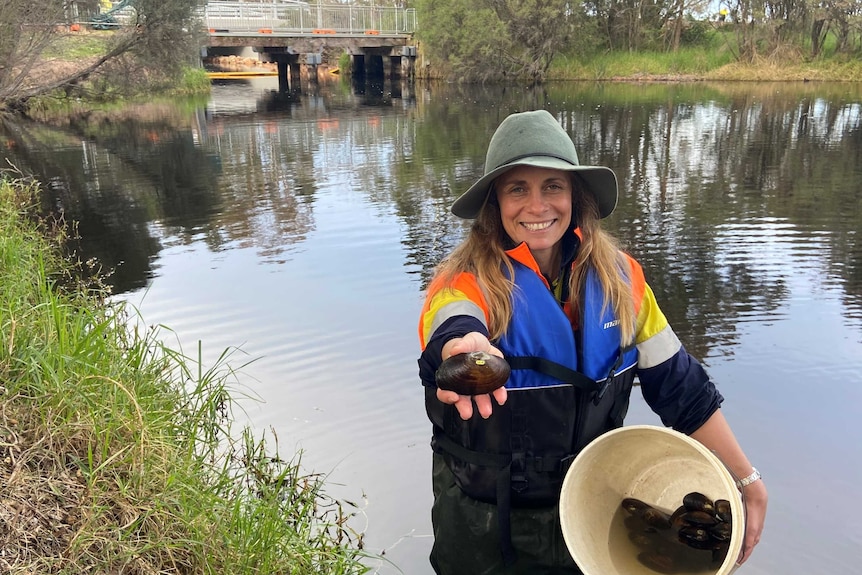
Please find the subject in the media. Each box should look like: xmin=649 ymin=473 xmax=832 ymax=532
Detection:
xmin=432 ymin=434 xmax=517 ymax=564
xmin=498 ymin=462 xmax=516 ymax=565
xmin=432 ymin=433 xmax=511 ymax=467
xmin=433 ymin=434 xmax=571 ymax=474
xmin=507 ymin=346 xmax=635 ymax=405
xmin=591 ymin=345 xmax=634 ymax=405
xmin=505 ymin=356 xmax=600 ymax=392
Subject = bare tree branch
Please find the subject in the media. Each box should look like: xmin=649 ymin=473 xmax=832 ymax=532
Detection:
xmin=11 ymin=32 xmax=139 ymax=103
xmin=1 ymin=0 xmax=205 ymax=113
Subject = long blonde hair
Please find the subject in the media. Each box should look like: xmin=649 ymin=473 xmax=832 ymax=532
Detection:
xmin=435 ymin=176 xmax=637 ymax=345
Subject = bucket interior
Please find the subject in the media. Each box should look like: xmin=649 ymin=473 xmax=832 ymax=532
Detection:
xmin=559 ymin=425 xmax=744 ymax=575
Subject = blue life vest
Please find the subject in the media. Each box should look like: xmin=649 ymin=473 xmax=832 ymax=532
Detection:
xmin=427 ymin=258 xmax=638 ymax=507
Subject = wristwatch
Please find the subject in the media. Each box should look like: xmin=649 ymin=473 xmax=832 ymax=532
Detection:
xmin=735 ymin=467 xmax=762 ymax=489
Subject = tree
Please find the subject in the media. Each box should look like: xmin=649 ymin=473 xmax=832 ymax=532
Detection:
xmin=0 ymin=1 xmax=66 ymax=108
xmin=414 ymin=0 xmax=507 ymax=81
xmin=414 ymin=0 xmax=575 ymax=83
xmin=0 ymin=0 xmax=206 ymax=113
xmin=486 ymin=0 xmax=575 ymax=84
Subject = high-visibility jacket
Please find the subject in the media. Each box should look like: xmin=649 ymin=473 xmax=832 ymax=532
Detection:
xmin=420 ymin=241 xmax=645 ymax=507
xmin=418 ymin=234 xmax=723 ymax=564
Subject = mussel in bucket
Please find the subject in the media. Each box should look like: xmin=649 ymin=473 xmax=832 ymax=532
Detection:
xmin=678 ymin=525 xmax=710 ymax=546
xmin=677 ymin=510 xmax=719 ymax=527
xmin=637 ymin=551 xmax=676 ymax=574
xmin=435 ymin=351 xmax=510 ymax=395
xmin=715 ymin=499 xmax=732 ymax=523
xmin=709 ymin=521 xmax=732 ymax=541
xmin=621 ymin=497 xmax=652 ymax=516
xmin=620 ymin=491 xmax=734 ymax=572
xmin=682 ymin=491 xmax=715 ymax=514
xmin=621 ymin=497 xmax=672 ymax=530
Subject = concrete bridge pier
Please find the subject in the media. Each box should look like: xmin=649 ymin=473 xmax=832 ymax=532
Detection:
xmin=289 ymin=61 xmax=302 ymax=89
xmin=400 ymin=46 xmax=417 ymax=82
xmin=204 ymin=34 xmax=417 ymax=92
xmin=276 ymin=61 xmax=289 ymax=91
xmin=273 ymin=60 xmax=302 ymax=92
xmin=261 ymin=50 xmax=322 ymax=92
xmin=263 ymin=51 xmax=298 ymax=91
xmin=305 ymin=53 xmax=321 ymax=88
xmin=350 ymin=47 xmax=416 ymax=84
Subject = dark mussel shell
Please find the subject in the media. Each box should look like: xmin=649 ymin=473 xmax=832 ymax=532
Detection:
xmin=435 ymin=351 xmax=510 ymax=395
xmin=628 ymin=530 xmax=654 ymax=548
xmin=637 ymin=551 xmax=676 ymax=574
xmin=621 ymin=497 xmax=651 ymax=516
xmin=678 ymin=527 xmax=714 ymax=550
xmin=670 ymin=504 xmax=688 ymax=529
xmin=683 ymin=491 xmax=715 ymax=515
xmin=621 ymin=497 xmax=672 ymax=529
xmin=678 ymin=525 xmax=710 ymax=543
xmin=641 ymin=507 xmax=673 ymax=530
xmin=714 ymin=499 xmax=732 ymax=523
xmin=677 ymin=510 xmax=719 ymax=527
xmin=709 ymin=521 xmax=732 ymax=541
xmin=712 ymin=540 xmax=731 ymax=563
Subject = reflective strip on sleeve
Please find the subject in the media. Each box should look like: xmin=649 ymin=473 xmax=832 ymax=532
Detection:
xmin=421 ymin=291 xmax=488 ymax=346
xmin=637 ymin=323 xmax=682 ymax=369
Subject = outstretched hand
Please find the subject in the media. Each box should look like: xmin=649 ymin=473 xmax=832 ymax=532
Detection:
xmin=437 ymin=332 xmax=508 ymax=420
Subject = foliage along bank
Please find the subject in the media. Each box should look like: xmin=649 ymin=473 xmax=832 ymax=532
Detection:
xmin=0 ymin=175 xmax=369 ymax=573
xmin=412 ymin=0 xmax=862 ymax=83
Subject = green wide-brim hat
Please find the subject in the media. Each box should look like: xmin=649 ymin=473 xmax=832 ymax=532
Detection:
xmin=451 ymin=110 xmax=618 ymax=220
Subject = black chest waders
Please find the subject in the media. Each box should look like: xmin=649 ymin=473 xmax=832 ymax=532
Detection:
xmin=431 ymin=348 xmax=632 ymax=566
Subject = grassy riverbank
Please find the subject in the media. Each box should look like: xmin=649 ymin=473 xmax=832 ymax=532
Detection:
xmin=28 ymin=28 xmax=862 ymax=108
xmin=547 ymin=33 xmax=862 ymax=82
xmin=0 ymin=176 xmax=368 ymax=573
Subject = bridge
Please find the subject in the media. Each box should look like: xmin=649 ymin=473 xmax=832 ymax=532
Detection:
xmin=80 ymin=1 xmax=418 ymax=90
xmin=204 ymin=1 xmax=416 ymax=37
xmin=201 ymin=1 xmax=418 ymax=90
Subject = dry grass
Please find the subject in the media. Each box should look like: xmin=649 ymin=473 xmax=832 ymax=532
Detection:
xmin=0 ymin=399 xmax=89 ymax=570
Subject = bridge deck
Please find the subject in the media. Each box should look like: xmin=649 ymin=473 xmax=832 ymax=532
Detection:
xmin=204 ymin=2 xmax=416 ymax=39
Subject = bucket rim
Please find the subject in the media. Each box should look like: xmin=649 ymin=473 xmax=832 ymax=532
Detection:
xmin=559 ymin=424 xmax=745 ymax=575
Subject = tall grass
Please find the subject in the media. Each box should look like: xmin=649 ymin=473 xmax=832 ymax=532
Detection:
xmin=0 ymin=176 xmax=369 ymax=574
xmin=550 ymin=44 xmax=737 ymax=81
xmin=548 ymin=26 xmax=862 ymax=82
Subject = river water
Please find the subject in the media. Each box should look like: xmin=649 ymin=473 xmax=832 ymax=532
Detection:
xmin=2 ymin=78 xmax=861 ymax=574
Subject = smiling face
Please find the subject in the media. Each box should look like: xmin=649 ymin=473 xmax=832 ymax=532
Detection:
xmin=494 ymin=165 xmax=573 ymax=275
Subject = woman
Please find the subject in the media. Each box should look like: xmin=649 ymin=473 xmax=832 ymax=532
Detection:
xmin=417 ymin=110 xmax=767 ymax=574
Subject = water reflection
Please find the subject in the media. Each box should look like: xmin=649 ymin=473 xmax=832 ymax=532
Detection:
xmin=3 ymin=78 xmax=861 ymax=358
xmin=2 ymin=79 xmax=862 ymax=574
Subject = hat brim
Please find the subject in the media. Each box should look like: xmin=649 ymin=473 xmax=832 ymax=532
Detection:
xmin=451 ymin=156 xmax=618 ymax=220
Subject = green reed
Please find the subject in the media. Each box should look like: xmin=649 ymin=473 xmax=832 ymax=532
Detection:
xmin=550 ymin=45 xmax=736 ymax=81
xmin=0 ymin=176 xmax=369 ymax=574
xmin=550 ymin=42 xmax=862 ymax=82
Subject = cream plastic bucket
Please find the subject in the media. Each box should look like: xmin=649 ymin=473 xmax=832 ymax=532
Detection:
xmin=559 ymin=425 xmax=744 ymax=575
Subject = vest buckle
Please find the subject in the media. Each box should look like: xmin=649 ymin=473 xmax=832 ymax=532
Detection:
xmin=592 ymin=370 xmax=614 ymax=405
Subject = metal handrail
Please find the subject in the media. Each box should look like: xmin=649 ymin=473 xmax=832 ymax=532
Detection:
xmin=204 ymin=2 xmax=416 ymax=35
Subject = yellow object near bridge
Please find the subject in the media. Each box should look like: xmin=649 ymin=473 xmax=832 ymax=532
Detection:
xmin=206 ymin=71 xmax=278 ymax=79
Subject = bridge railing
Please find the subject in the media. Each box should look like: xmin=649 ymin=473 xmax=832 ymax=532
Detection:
xmin=204 ymin=2 xmax=417 ymax=36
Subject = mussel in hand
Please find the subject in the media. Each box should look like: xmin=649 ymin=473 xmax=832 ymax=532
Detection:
xmin=435 ymin=351 xmax=510 ymax=395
